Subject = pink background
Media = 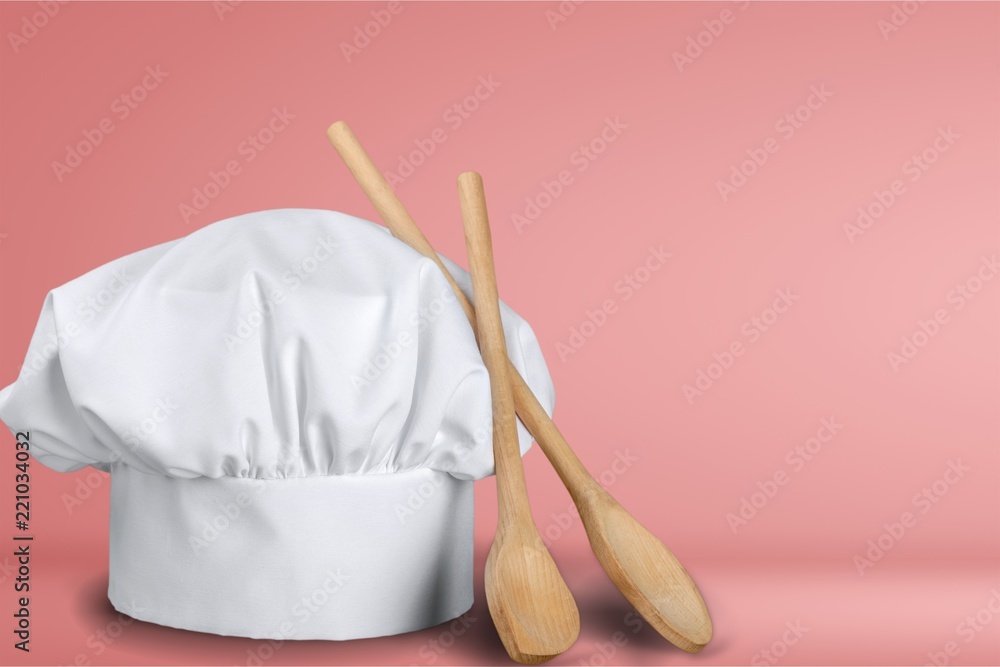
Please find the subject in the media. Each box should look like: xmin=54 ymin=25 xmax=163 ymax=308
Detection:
xmin=1 ymin=1 xmax=998 ymax=665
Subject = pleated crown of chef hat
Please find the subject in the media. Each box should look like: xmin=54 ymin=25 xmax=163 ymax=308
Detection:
xmin=0 ymin=209 xmax=555 ymax=640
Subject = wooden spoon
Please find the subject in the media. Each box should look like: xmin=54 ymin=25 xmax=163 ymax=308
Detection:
xmin=459 ymin=172 xmax=580 ymax=664
xmin=326 ymin=121 xmax=713 ymax=653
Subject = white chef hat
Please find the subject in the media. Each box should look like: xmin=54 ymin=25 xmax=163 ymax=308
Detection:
xmin=0 ymin=209 xmax=554 ymax=641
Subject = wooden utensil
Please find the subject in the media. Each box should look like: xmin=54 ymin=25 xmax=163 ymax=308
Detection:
xmin=326 ymin=120 xmax=713 ymax=653
xmin=459 ymin=172 xmax=580 ymax=664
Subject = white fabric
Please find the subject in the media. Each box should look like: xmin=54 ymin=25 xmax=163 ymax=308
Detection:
xmin=0 ymin=209 xmax=555 ymax=639
xmin=109 ymin=464 xmax=473 ymax=640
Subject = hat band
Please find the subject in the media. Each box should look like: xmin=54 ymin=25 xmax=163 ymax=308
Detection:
xmin=107 ymin=463 xmax=473 ymax=640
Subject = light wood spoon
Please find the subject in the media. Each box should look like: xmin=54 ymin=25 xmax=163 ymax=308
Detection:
xmin=459 ymin=172 xmax=580 ymax=664
xmin=326 ymin=121 xmax=713 ymax=653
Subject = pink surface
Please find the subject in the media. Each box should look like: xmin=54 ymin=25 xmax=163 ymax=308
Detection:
xmin=0 ymin=1 xmax=997 ymax=665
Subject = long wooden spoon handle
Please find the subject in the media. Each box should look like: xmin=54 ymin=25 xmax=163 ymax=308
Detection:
xmin=328 ymin=121 xmax=711 ymax=656
xmin=326 ymin=121 xmax=476 ymax=322
xmin=458 ymin=172 xmax=532 ymax=520
xmin=326 ymin=121 xmax=595 ymax=499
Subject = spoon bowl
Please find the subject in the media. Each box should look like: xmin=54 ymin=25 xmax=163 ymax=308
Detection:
xmin=580 ymin=486 xmax=712 ymax=652
xmin=486 ymin=528 xmax=581 ymax=664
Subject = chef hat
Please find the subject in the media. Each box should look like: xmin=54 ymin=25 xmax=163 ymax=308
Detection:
xmin=0 ymin=209 xmax=555 ymax=641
